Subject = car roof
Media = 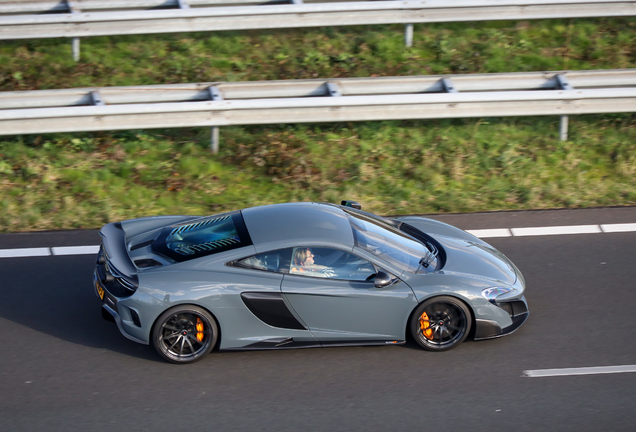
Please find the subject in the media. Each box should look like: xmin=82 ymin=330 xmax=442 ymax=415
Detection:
xmin=241 ymin=202 xmax=354 ymax=253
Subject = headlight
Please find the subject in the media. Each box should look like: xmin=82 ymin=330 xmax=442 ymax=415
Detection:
xmin=481 ymin=287 xmax=515 ymax=304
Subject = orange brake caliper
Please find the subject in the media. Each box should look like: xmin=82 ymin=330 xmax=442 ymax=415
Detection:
xmin=196 ymin=317 xmax=204 ymax=342
xmin=419 ymin=312 xmax=433 ymax=340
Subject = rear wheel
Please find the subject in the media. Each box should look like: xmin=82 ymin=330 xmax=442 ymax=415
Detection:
xmin=410 ymin=296 xmax=471 ymax=352
xmin=151 ymin=305 xmax=218 ymax=364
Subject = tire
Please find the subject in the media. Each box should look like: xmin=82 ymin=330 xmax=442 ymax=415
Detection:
xmin=151 ymin=305 xmax=219 ymax=364
xmin=410 ymin=296 xmax=472 ymax=352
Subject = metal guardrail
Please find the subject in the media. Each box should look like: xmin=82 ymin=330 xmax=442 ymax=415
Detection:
xmin=1 ymin=69 xmax=635 ymax=145
xmin=0 ymin=0 xmax=347 ymax=14
xmin=2 ymin=0 xmax=635 ymax=41
xmin=2 ymin=69 xmax=636 ymax=110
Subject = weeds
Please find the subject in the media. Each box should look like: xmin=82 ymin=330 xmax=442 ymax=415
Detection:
xmin=1 ymin=18 xmax=636 ymax=231
xmin=1 ymin=116 xmax=635 ymax=232
xmin=1 ymin=19 xmax=635 ymax=91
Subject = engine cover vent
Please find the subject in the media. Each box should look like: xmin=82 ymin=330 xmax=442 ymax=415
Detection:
xmin=130 ymin=239 xmax=155 ymax=251
xmin=134 ymin=259 xmax=163 ymax=268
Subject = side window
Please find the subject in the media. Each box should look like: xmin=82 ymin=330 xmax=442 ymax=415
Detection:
xmin=234 ymin=248 xmax=293 ymax=273
xmin=290 ymin=247 xmax=377 ymax=281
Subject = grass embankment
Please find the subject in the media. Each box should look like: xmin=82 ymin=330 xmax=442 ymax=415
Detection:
xmin=1 ymin=19 xmax=636 ymax=231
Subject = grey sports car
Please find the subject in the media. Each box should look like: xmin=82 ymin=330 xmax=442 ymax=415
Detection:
xmin=93 ymin=201 xmax=528 ymax=364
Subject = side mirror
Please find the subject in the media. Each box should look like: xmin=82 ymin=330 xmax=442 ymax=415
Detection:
xmin=374 ymin=271 xmax=394 ymax=288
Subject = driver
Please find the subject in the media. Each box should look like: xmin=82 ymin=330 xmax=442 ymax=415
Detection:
xmin=291 ymin=248 xmax=335 ymax=277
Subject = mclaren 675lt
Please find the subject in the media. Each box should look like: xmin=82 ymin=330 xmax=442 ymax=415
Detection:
xmin=93 ymin=201 xmax=528 ymax=364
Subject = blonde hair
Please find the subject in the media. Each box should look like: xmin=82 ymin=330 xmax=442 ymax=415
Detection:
xmin=293 ymin=248 xmax=310 ymax=266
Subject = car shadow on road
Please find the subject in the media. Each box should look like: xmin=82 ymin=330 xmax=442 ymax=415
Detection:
xmin=0 ymin=255 xmax=163 ymax=362
xmin=0 ymin=254 xmax=496 ymax=364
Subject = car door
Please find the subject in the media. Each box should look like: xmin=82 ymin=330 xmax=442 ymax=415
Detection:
xmin=280 ymin=246 xmax=418 ymax=343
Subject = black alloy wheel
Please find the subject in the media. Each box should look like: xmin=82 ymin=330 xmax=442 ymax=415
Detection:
xmin=151 ymin=305 xmax=218 ymax=364
xmin=410 ymin=296 xmax=472 ymax=352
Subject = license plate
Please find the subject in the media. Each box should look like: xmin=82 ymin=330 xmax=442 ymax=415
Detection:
xmin=96 ymin=281 xmax=104 ymax=300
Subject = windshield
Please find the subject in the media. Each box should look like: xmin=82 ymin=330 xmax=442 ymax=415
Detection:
xmin=346 ymin=210 xmax=437 ymax=274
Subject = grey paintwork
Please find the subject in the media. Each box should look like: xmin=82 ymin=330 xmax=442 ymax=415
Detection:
xmin=243 ymin=202 xmax=355 ymax=253
xmin=394 ymin=216 xmax=490 ymax=244
xmin=281 ymin=273 xmax=417 ymax=342
xmin=96 ymin=203 xmax=527 ymax=349
xmin=394 ymin=216 xmax=526 ymax=331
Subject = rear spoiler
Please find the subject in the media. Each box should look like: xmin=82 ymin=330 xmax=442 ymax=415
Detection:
xmin=100 ymin=222 xmax=137 ymax=278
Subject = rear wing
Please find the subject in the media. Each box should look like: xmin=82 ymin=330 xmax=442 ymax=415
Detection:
xmin=100 ymin=222 xmax=137 ymax=279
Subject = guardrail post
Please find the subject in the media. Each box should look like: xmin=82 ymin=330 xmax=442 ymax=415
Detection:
xmin=72 ymin=37 xmax=80 ymax=62
xmin=208 ymin=86 xmax=224 ymax=154
xmin=559 ymin=115 xmax=569 ymax=141
xmin=405 ymin=24 xmax=414 ymax=47
xmin=211 ymin=126 xmax=220 ymax=155
xmin=177 ymin=0 xmax=190 ymax=8
xmin=65 ymin=1 xmax=80 ymax=61
xmin=555 ymin=75 xmax=574 ymax=141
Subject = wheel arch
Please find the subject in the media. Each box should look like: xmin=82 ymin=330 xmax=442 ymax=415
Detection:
xmin=405 ymin=294 xmax=476 ymax=341
xmin=150 ymin=303 xmax=223 ymax=351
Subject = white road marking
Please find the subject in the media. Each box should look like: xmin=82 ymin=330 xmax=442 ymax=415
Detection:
xmin=600 ymin=223 xmax=636 ymax=233
xmin=0 ymin=247 xmax=51 ymax=258
xmin=51 ymin=245 xmax=100 ymax=256
xmin=511 ymin=224 xmax=602 ymax=236
xmin=466 ymin=228 xmax=511 ymax=238
xmin=0 ymin=222 xmax=634 ymax=259
xmin=523 ymin=365 xmax=636 ymax=377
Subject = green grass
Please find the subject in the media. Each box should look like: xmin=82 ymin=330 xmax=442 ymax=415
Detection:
xmin=2 ymin=19 xmax=636 ymax=90
xmin=1 ymin=18 xmax=636 ymax=231
xmin=1 ymin=116 xmax=635 ymax=232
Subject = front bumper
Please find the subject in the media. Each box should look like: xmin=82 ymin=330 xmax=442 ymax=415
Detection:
xmin=474 ymin=296 xmax=529 ymax=340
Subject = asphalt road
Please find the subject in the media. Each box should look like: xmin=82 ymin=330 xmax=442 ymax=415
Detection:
xmin=1 ymin=207 xmax=635 ymax=432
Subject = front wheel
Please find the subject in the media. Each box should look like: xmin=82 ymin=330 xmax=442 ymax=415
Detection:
xmin=410 ymin=296 xmax=471 ymax=352
xmin=151 ymin=305 xmax=218 ymax=364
